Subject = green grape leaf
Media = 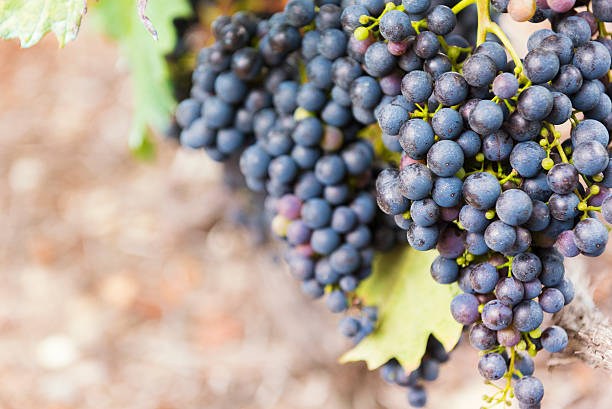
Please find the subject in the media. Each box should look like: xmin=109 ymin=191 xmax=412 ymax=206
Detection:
xmin=340 ymin=247 xmax=463 ymax=371
xmin=0 ymin=0 xmax=87 ymax=47
xmin=91 ymin=0 xmax=192 ymax=157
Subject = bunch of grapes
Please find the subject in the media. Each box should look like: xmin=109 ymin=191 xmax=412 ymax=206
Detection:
xmin=363 ymin=0 xmax=610 ymax=407
xmin=173 ymin=0 xmax=612 ymax=407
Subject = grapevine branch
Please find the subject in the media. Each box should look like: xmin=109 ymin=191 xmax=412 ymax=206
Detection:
xmin=552 ymin=267 xmax=612 ymax=372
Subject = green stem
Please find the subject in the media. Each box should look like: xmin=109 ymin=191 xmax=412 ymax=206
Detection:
xmin=475 ymin=0 xmax=524 ymax=75
xmin=451 ymin=0 xmax=476 ymax=14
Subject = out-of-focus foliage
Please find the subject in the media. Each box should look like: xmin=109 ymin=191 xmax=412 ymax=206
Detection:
xmin=91 ymin=0 xmax=192 ymax=158
xmin=0 ymin=0 xmax=87 ymax=47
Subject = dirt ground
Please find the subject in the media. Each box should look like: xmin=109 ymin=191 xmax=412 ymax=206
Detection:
xmin=0 ymin=16 xmax=611 ymax=409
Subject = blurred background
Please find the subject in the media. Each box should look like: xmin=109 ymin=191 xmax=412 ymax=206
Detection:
xmin=0 ymin=1 xmax=611 ymax=408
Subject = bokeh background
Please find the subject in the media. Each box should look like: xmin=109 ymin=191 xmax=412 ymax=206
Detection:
xmin=0 ymin=1 xmax=611 ymax=408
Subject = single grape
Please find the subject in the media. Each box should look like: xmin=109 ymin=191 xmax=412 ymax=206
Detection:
xmin=450 ymin=293 xmax=480 ymax=325
xmin=478 ymin=353 xmax=507 ymax=380
xmin=541 ymin=325 xmax=569 ymax=352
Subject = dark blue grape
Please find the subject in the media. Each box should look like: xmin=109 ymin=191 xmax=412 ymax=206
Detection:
xmin=407 ymin=223 xmax=439 ymax=251
xmin=463 ymin=54 xmax=497 ymax=87
xmin=180 ymin=118 xmax=215 ymax=149
xmin=482 ymin=130 xmax=513 ymax=161
xmin=539 ymin=287 xmax=565 ymax=313
xmin=482 ymin=299 xmax=513 ymax=330
xmin=517 ymin=85 xmax=553 ymax=121
xmin=459 ymin=205 xmax=490 ymax=233
xmin=484 ymin=221 xmax=516 ymax=252
xmin=551 ymin=64 xmax=583 ymax=95
xmin=456 ymin=130 xmax=481 ymax=157
xmin=512 ymin=253 xmax=542 ymax=282
xmin=379 ymin=9 xmax=413 ymax=42
xmin=512 ymin=300 xmax=543 ymax=332
xmin=307 ymin=56 xmax=334 ymax=89
xmin=541 ymin=325 xmax=568 ymax=353
xmin=431 ymin=176 xmax=462 ymax=207
xmin=338 ymin=316 xmax=361 ymax=337
xmin=423 ymin=53 xmax=452 ymax=80
xmin=465 ymin=232 xmax=489 ymax=255
xmin=342 ymin=141 xmax=373 ymax=175
xmin=399 ymin=163 xmax=432 ymax=200
xmin=469 ymin=323 xmax=498 ymax=350
xmin=573 ymin=41 xmax=611 ymax=80
xmin=503 ymin=111 xmax=542 ymax=142
xmin=301 ymin=198 xmax=332 ymax=228
xmin=294 ymin=171 xmax=323 ymax=200
xmin=402 ymin=0 xmax=430 ymax=14
xmin=203 ymin=96 xmax=235 ymax=129
xmin=426 ymin=5 xmax=456 ymax=35
xmin=572 ymin=141 xmax=609 ymax=176
xmin=340 ymin=5 xmax=369 ymax=34
xmin=514 ymin=376 xmax=544 ymax=405
xmin=431 ymin=108 xmax=463 ymax=140
xmin=364 ymin=41 xmax=397 ymax=77
xmin=321 ymin=101 xmax=351 ymax=127
xmin=510 ymin=142 xmax=546 ymax=178
xmin=401 ymin=70 xmax=434 ymax=103
xmin=415 ymin=31 xmax=440 ymax=59
xmin=546 ymin=163 xmax=578 ymax=195
xmin=311 ymin=227 xmax=341 ymax=254
xmin=327 ymin=289 xmax=348 ymax=312
xmin=351 ymin=76 xmax=382 ymax=109
xmin=297 ymin=83 xmax=327 ymax=112
xmin=450 ymin=293 xmax=480 ymax=325
xmin=462 ymin=172 xmax=501 ymax=210
xmin=524 ymin=200 xmax=550 ymax=232
xmin=410 ymin=199 xmax=439 ymax=227
xmin=378 ymin=104 xmax=410 ymax=135
xmin=406 ymin=386 xmax=427 ymax=408
xmin=314 ymin=155 xmax=346 ymax=185
xmin=469 ymin=262 xmax=498 ymax=294
xmin=545 ymin=92 xmax=572 ymax=125
xmin=268 ymin=155 xmax=298 ymax=184
xmin=434 ymin=72 xmax=468 ymax=106
xmin=427 ymin=140 xmax=464 ymax=177
xmin=376 ymin=168 xmax=411 ymax=215
xmin=524 ymin=49 xmax=560 ymax=84
xmin=330 ymin=244 xmax=360 ymax=274
xmin=496 ymin=277 xmax=525 ymax=307
xmin=216 ymin=128 xmax=244 ymax=154
xmin=346 ymin=225 xmax=372 ymax=248
xmin=302 ymin=279 xmax=325 ymax=298
xmin=474 ymin=41 xmax=507 ymax=70
xmin=292 ymin=145 xmax=321 ymax=169
xmin=557 ymin=16 xmax=591 ymax=47
xmin=478 ymin=353 xmax=507 ymax=380
xmin=430 ymin=255 xmax=459 ymax=284
xmin=496 ymin=189 xmax=533 ymax=226
xmin=585 ymin=93 xmax=612 ymax=121
xmin=493 ymin=72 xmax=519 ymax=99
xmin=332 ymin=57 xmax=363 ymax=89
xmin=573 ymin=217 xmax=608 ymax=254
xmin=548 ymin=193 xmax=580 ymax=221
xmin=571 ymin=80 xmax=602 ymax=111
xmin=399 ymin=119 xmax=435 ymax=159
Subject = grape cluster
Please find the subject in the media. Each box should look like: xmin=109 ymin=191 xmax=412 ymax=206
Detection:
xmin=176 ymin=11 xmax=273 ymax=161
xmin=174 ymin=0 xmax=612 ymax=407
xmin=364 ymin=1 xmax=610 ymax=407
xmin=380 ymin=336 xmax=451 ymax=407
